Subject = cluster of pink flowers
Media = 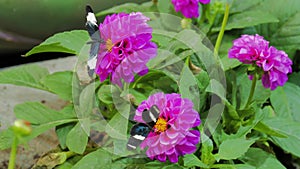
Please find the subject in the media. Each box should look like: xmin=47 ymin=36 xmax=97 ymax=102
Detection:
xmin=95 ymin=12 xmax=157 ymax=87
xmin=134 ymin=92 xmax=201 ymax=163
xmin=171 ymin=0 xmax=210 ymax=18
xmin=228 ymin=34 xmax=293 ymax=90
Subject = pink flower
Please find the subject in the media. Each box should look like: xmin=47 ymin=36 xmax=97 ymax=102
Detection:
xmin=260 ymin=47 xmax=293 ymax=90
xmin=96 ymin=13 xmax=157 ymax=87
xmin=228 ymin=34 xmax=270 ymax=64
xmin=134 ymin=92 xmax=201 ymax=163
xmin=171 ymin=0 xmax=210 ymax=18
xmin=228 ymin=34 xmax=293 ymax=90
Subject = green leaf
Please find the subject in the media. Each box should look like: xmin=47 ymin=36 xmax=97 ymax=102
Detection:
xmin=0 ymin=128 xmax=14 ymax=150
xmin=72 ymin=148 xmax=112 ymax=169
xmin=66 ymin=122 xmax=89 ymax=154
xmin=254 ymin=121 xmax=287 ymax=138
xmin=263 ymin=117 xmax=300 ymax=157
xmin=230 ymin=0 xmax=261 ymax=14
xmin=56 ymin=123 xmax=76 ymax=150
xmin=157 ymin=0 xmax=173 ymax=13
xmin=219 ymin=35 xmax=242 ymax=70
xmin=25 ymin=30 xmax=89 ymax=56
xmin=212 ymin=164 xmax=255 ymax=169
xmin=205 ymin=79 xmax=227 ymax=102
xmin=201 ymin=133 xmax=215 ymax=166
xmin=77 ymin=82 xmax=98 ymax=120
xmin=270 ymin=82 xmax=300 ymax=122
xmin=288 ymin=72 xmax=300 ymax=87
xmin=179 ymin=65 xmax=200 ymax=111
xmin=105 ymin=113 xmax=128 ymax=140
xmin=96 ymin=3 xmax=140 ymax=16
xmin=128 ymin=88 xmax=147 ymax=105
xmin=1 ymin=119 xmax=77 ymax=150
xmin=97 ymin=84 xmax=113 ymax=104
xmin=183 ymin=154 xmax=209 ymax=168
xmin=255 ymin=0 xmax=300 ymax=56
xmin=12 ymin=102 xmax=77 ymax=149
xmin=14 ymin=102 xmax=75 ymax=124
xmin=217 ymin=138 xmax=256 ymax=160
xmin=213 ymin=10 xmax=278 ymax=32
xmin=240 ymin=148 xmax=286 ymax=169
xmin=41 ymin=71 xmax=73 ymax=100
xmin=26 ymin=43 xmax=75 ymax=56
xmin=0 ymin=64 xmax=49 ymax=90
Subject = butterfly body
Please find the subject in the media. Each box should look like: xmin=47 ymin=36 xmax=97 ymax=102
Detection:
xmin=127 ymin=105 xmax=160 ymax=150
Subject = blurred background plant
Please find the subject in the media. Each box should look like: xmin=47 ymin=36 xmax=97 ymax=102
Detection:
xmin=0 ymin=0 xmax=147 ymax=67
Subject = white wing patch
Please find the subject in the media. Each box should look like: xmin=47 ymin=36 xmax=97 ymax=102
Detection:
xmin=87 ymin=55 xmax=97 ymax=70
xmin=133 ymin=135 xmax=146 ymax=141
xmin=86 ymin=12 xmax=97 ymax=26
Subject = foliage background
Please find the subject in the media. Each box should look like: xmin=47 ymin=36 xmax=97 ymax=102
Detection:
xmin=0 ymin=0 xmax=300 ymax=168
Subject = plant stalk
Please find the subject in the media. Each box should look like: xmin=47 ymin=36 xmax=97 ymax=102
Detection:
xmin=8 ymin=136 xmax=18 ymax=169
xmin=245 ymin=74 xmax=257 ymax=109
xmin=214 ymin=3 xmax=230 ymax=56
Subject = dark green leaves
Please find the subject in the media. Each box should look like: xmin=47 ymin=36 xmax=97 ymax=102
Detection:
xmin=255 ymin=0 xmax=300 ymax=56
xmin=25 ymin=30 xmax=89 ymax=56
xmin=263 ymin=118 xmax=300 ymax=157
xmin=216 ymin=138 xmax=256 ymax=160
xmin=183 ymin=154 xmax=208 ymax=168
xmin=96 ymin=2 xmax=153 ymax=16
xmin=72 ymin=149 xmax=112 ymax=169
xmin=0 ymin=64 xmax=49 ymax=90
xmin=66 ymin=122 xmax=89 ymax=154
xmin=40 ymin=71 xmax=74 ymax=100
xmin=213 ymin=10 xmax=279 ymax=32
xmin=270 ymin=82 xmax=300 ymax=122
xmin=240 ymin=148 xmax=286 ymax=169
xmin=14 ymin=102 xmax=74 ymax=124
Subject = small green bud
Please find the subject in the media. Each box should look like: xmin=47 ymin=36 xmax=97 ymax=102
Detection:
xmin=12 ymin=119 xmax=32 ymax=136
xmin=181 ymin=18 xmax=192 ymax=29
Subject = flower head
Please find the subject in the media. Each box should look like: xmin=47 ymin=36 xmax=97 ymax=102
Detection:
xmin=96 ymin=12 xmax=157 ymax=87
xmin=134 ymin=92 xmax=201 ymax=163
xmin=171 ymin=0 xmax=210 ymax=18
xmin=228 ymin=34 xmax=292 ymax=90
xmin=260 ymin=46 xmax=293 ymax=90
xmin=228 ymin=34 xmax=270 ymax=64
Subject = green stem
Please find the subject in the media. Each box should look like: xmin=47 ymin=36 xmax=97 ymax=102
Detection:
xmin=214 ymin=3 xmax=230 ymax=56
xmin=123 ymin=82 xmax=129 ymax=91
xmin=225 ymin=100 xmax=239 ymax=119
xmin=8 ymin=136 xmax=18 ymax=169
xmin=245 ymin=74 xmax=257 ymax=109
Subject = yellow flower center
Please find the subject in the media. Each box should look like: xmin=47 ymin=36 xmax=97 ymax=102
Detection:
xmin=154 ymin=117 xmax=168 ymax=133
xmin=106 ymin=39 xmax=113 ymax=52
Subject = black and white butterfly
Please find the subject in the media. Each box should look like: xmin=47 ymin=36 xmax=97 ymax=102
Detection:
xmin=85 ymin=5 xmax=104 ymax=77
xmin=127 ymin=105 xmax=160 ymax=150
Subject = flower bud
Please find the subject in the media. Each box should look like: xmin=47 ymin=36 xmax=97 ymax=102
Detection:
xmin=12 ymin=119 xmax=32 ymax=136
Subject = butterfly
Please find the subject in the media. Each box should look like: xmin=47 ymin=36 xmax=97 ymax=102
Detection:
xmin=127 ymin=105 xmax=160 ymax=150
xmin=85 ymin=5 xmax=104 ymax=77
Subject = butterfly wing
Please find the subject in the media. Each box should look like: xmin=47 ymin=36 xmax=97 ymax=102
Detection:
xmin=127 ymin=105 xmax=160 ymax=150
xmin=85 ymin=5 xmax=103 ymax=77
xmin=127 ymin=123 xmax=151 ymax=150
xmin=141 ymin=105 xmax=160 ymax=127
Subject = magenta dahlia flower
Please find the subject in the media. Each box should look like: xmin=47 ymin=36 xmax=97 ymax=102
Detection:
xmin=260 ymin=46 xmax=293 ymax=90
xmin=228 ymin=34 xmax=292 ymax=90
xmin=171 ymin=0 xmax=210 ymax=18
xmin=96 ymin=12 xmax=157 ymax=87
xmin=134 ymin=92 xmax=201 ymax=163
